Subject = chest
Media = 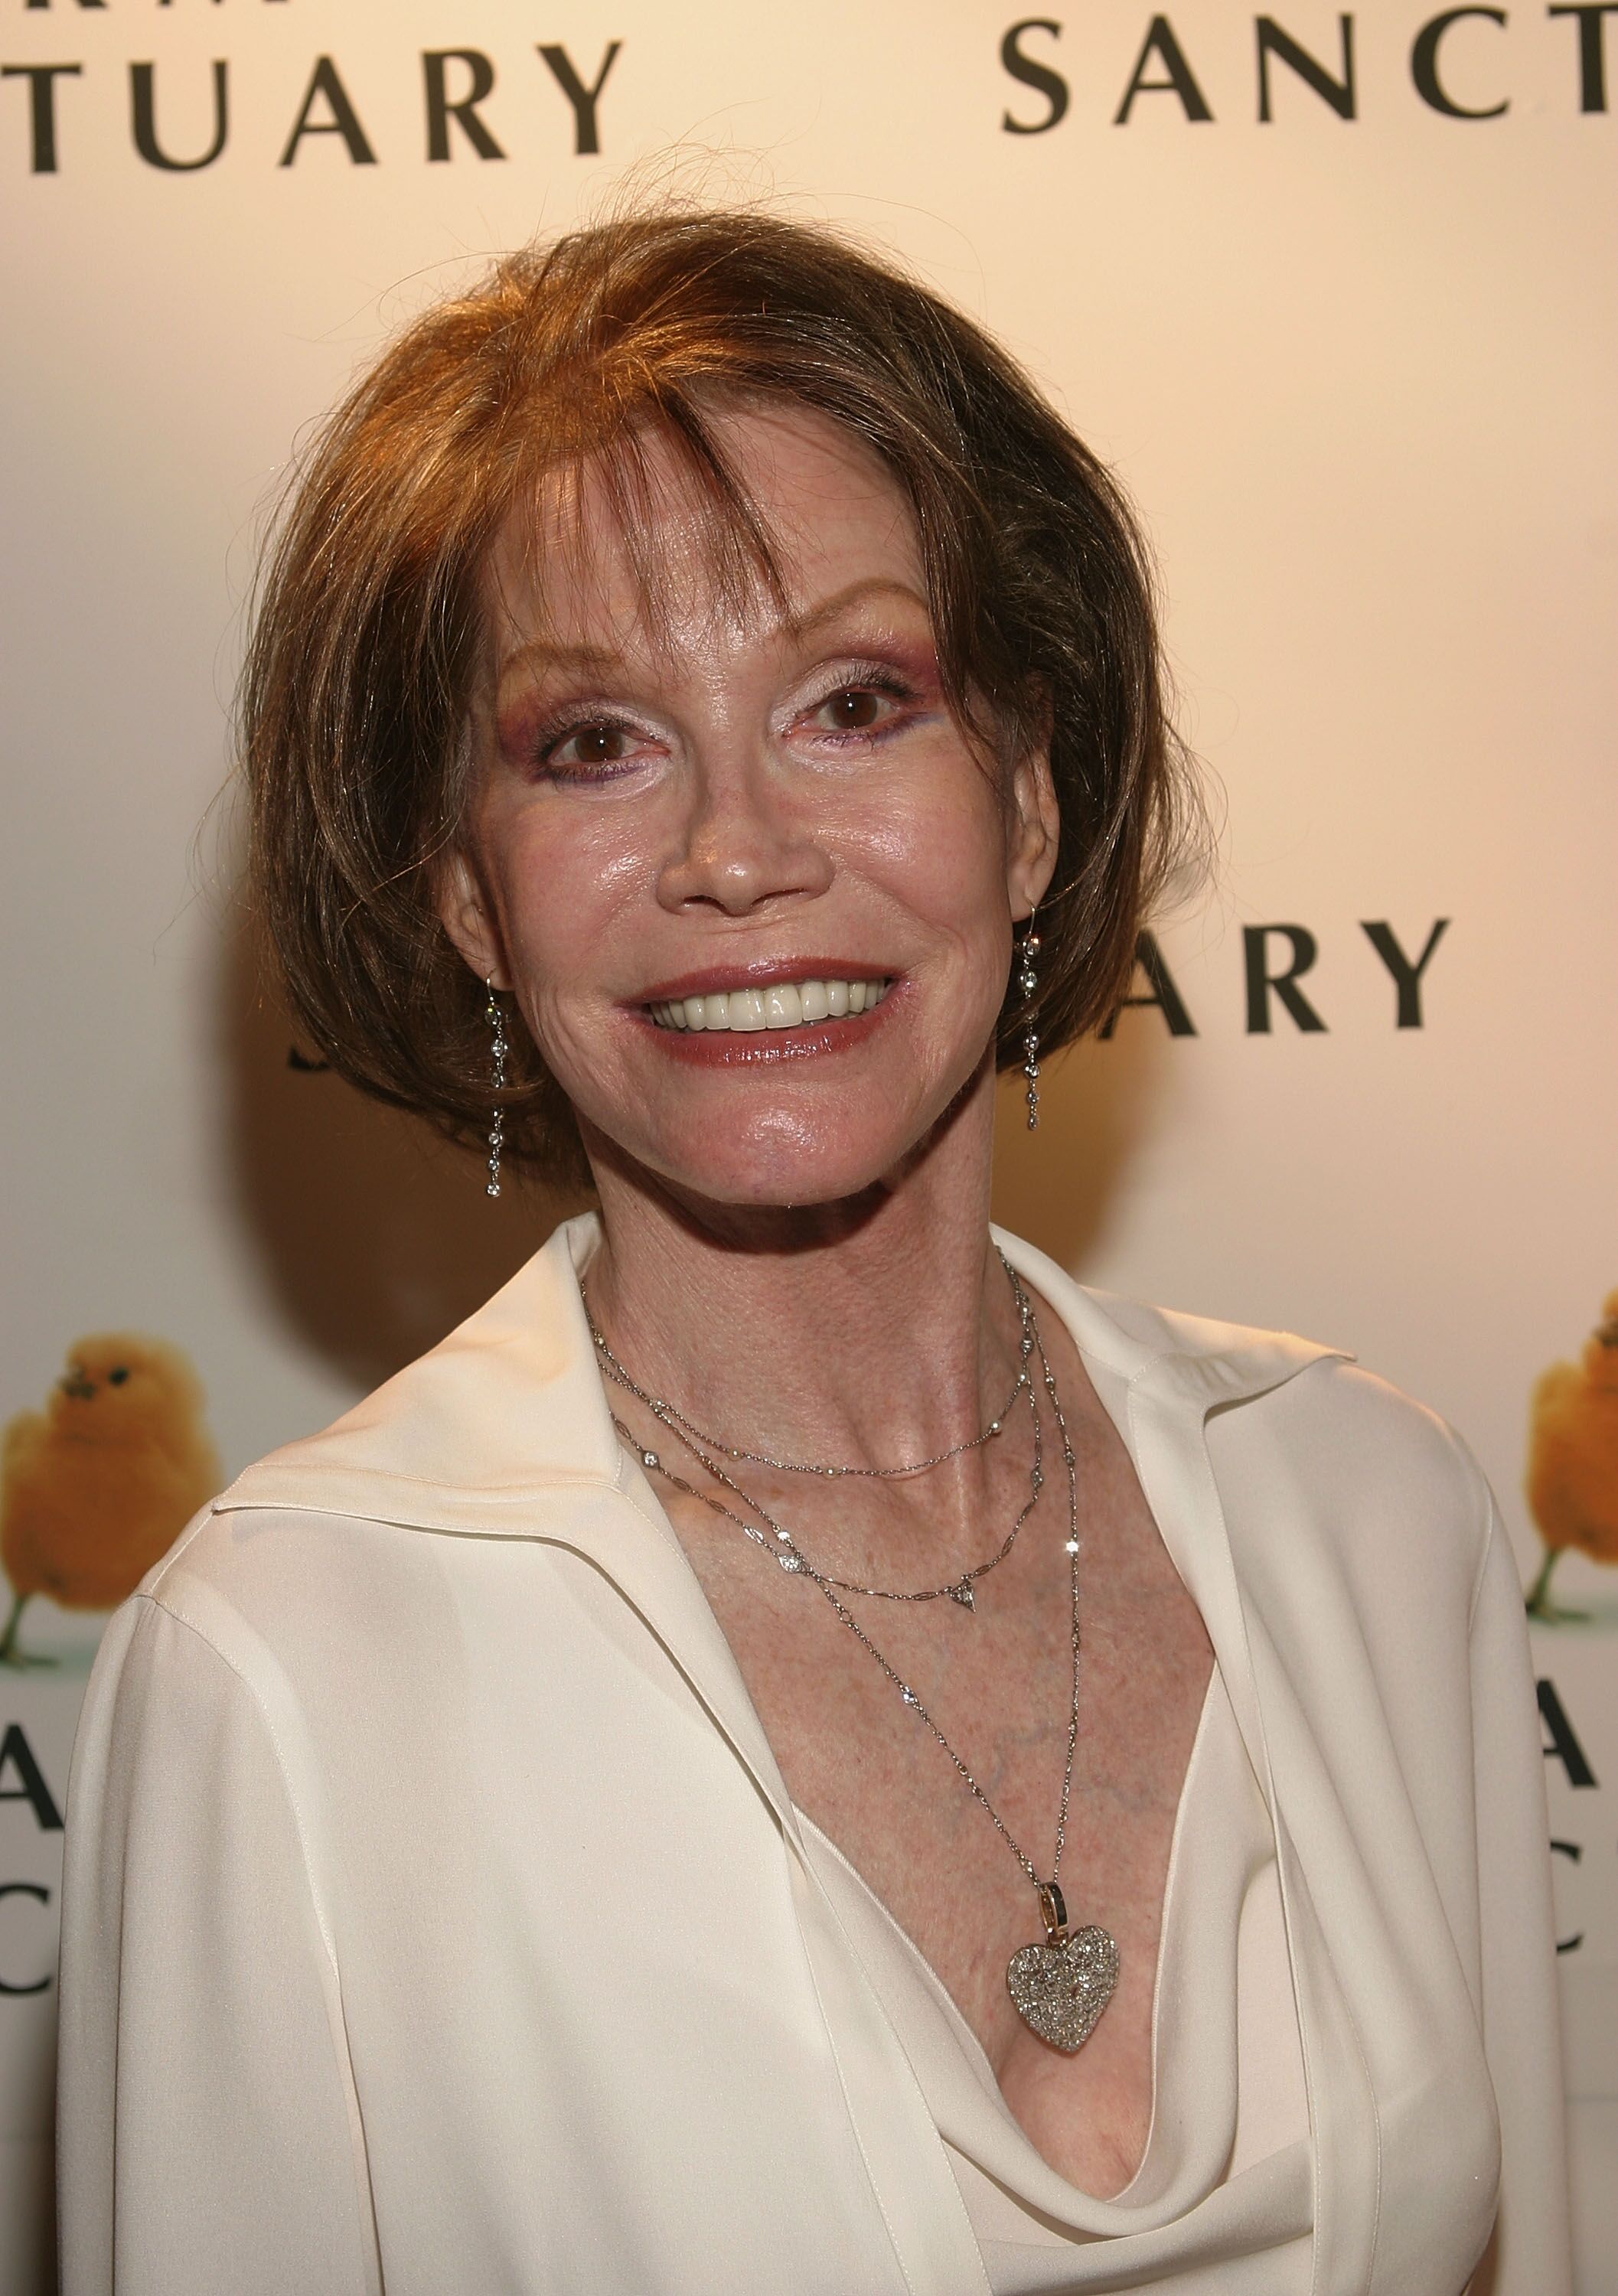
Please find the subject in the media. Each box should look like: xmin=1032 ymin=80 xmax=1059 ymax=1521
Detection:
xmin=652 ymin=1384 xmax=1214 ymax=2198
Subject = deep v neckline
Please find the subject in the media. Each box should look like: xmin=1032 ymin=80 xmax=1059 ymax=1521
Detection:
xmin=618 ymin=1432 xmax=1242 ymax=2216
xmin=592 ymin=1240 xmax=1267 ymax=2204
xmin=592 ymin=1220 xmax=1311 ymax=2249
xmin=794 ymin=1662 xmax=1311 ymax=2261
xmin=793 ymin=1661 xmax=1227 ymax=2203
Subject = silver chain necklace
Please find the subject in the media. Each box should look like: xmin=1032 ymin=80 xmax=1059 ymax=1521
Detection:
xmin=599 ymin=1353 xmax=1039 ymax=1612
xmin=613 ymin=1264 xmax=1032 ymax=1482
xmin=589 ymin=1261 xmax=1042 ymax=1612
xmin=590 ymin=1261 xmax=1121 ymax=2053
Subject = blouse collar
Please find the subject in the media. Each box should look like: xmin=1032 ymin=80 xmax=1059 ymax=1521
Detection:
xmin=214 ymin=1210 xmax=1349 ymax=1538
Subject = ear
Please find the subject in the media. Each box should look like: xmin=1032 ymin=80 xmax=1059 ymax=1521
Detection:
xmin=435 ymin=846 xmax=511 ymax=992
xmin=1006 ymin=733 xmax=1060 ymax=925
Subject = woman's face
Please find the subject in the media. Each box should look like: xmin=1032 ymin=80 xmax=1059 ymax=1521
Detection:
xmin=442 ymin=403 xmax=1056 ymax=1210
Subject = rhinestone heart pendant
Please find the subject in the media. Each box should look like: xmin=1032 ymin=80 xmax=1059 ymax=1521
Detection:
xmin=1006 ymin=1884 xmax=1119 ymax=2053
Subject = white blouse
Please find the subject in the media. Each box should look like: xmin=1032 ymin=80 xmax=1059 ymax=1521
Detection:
xmin=56 ymin=1218 xmax=1570 ymax=2294
xmin=798 ymin=1665 xmax=1313 ymax=2291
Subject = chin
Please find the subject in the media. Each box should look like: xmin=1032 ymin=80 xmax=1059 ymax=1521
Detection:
xmin=602 ymin=1065 xmax=990 ymax=1216
xmin=655 ymin=1122 xmax=909 ymax=1212
xmin=574 ymin=1025 xmax=996 ymax=1215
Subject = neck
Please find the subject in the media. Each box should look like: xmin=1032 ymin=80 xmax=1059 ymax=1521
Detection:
xmin=582 ymin=1066 xmax=1019 ymax=1467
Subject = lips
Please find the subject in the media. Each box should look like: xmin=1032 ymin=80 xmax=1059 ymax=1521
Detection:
xmin=647 ymin=977 xmax=892 ymax=1033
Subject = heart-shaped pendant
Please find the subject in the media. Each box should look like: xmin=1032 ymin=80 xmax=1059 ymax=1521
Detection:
xmin=1006 ymin=1923 xmax=1120 ymax=2053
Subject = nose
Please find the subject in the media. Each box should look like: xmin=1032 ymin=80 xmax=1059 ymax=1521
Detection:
xmin=654 ymin=752 xmax=833 ymax=919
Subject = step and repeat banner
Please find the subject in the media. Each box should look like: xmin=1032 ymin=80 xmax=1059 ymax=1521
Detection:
xmin=2 ymin=2 xmax=1613 ymax=2287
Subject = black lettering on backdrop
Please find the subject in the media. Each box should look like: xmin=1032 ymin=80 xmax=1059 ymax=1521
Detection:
xmin=537 ymin=41 xmax=621 ymax=157
xmin=2 ymin=59 xmax=80 ymax=173
xmin=0 ymin=1725 xmax=62 ymax=1831
xmin=1549 ymin=2 xmax=1618 ymax=108
xmin=1538 ymin=1678 xmax=1598 ymax=1786
xmin=1256 ymin=15 xmax=1356 ymax=119
xmin=1549 ymin=1839 xmax=1584 ymax=1951
xmin=1411 ymin=7 xmax=1509 ymax=117
xmin=0 ymin=1883 xmax=51 ymax=1999
xmin=1001 ymin=18 xmax=1068 ymax=133
xmin=1243 ymin=925 xmax=1327 ymax=1032
xmin=1114 ymin=15 xmax=1214 ymax=122
xmin=1100 ymin=931 xmax=1198 ymax=1037
xmin=130 ymin=58 xmax=227 ymax=171
xmin=278 ymin=54 xmax=377 ymax=168
xmin=424 ymin=50 xmax=504 ymax=163
xmin=1359 ymin=918 xmax=1450 ymax=1027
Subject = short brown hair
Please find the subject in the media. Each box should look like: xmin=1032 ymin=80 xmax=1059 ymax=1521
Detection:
xmin=242 ymin=202 xmax=1197 ymax=1182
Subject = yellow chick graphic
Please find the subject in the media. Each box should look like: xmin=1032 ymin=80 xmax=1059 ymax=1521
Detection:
xmin=1525 ymin=1290 xmax=1618 ymax=1620
xmin=0 ymin=1334 xmax=221 ymax=1665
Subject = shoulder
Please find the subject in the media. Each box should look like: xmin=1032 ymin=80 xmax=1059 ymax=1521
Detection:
xmin=1205 ymin=1352 xmax=1496 ymax=1621
xmin=1121 ymin=1287 xmax=1487 ymax=1534
xmin=1225 ymin=1347 xmax=1487 ymax=1505
xmin=79 ymin=1494 xmax=510 ymax=1853
xmin=101 ymin=1497 xmax=435 ymax=1727
xmin=127 ymin=1214 xmax=615 ymax=1642
xmin=996 ymin=1231 xmax=1494 ymax=1603
xmin=204 ymin=1212 xmax=616 ymax=1534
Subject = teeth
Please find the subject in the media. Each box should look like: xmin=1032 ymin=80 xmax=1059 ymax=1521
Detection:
xmin=763 ymin=983 xmax=803 ymax=1028
xmin=648 ymin=980 xmax=889 ymax=1034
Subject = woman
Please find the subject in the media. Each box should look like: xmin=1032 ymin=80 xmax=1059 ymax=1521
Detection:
xmin=57 ymin=207 xmax=1567 ymax=2293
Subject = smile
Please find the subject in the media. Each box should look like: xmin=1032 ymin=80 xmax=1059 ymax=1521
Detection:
xmin=645 ymin=979 xmax=892 ymax=1032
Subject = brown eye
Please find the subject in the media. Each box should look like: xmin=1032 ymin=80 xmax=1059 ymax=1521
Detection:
xmin=571 ymin=725 xmax=625 ymax=765
xmin=821 ymin=688 xmax=884 ymax=731
xmin=109 ymin=1368 xmax=129 ymax=1385
xmin=547 ymin=719 xmax=638 ymax=772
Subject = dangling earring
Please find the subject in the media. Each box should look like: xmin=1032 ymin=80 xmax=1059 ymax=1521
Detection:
xmin=1018 ymin=914 xmax=1041 ymax=1131
xmin=484 ymin=977 xmax=507 ymax=1198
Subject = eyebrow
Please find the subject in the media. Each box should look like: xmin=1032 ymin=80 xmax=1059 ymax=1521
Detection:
xmin=496 ymin=576 xmax=929 ymax=683
xmin=782 ymin=576 xmax=928 ymax=639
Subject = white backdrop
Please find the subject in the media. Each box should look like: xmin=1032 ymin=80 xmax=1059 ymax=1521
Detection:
xmin=2 ymin=2 xmax=1613 ymax=2288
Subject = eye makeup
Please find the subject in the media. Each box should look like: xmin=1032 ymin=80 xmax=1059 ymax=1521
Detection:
xmin=528 ymin=708 xmax=663 ymax=783
xmin=493 ymin=620 xmax=943 ymax=789
xmin=790 ymin=660 xmax=929 ymax=749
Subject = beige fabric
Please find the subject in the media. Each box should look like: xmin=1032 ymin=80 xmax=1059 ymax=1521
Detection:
xmin=798 ymin=1665 xmax=1314 ymax=2291
xmin=56 ymin=1218 xmax=1570 ymax=2294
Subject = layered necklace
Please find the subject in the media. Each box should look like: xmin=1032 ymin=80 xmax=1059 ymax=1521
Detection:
xmin=586 ymin=1250 xmax=1120 ymax=2054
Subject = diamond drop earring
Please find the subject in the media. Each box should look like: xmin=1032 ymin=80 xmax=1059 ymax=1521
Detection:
xmin=484 ymin=978 xmax=507 ymax=1198
xmin=1018 ymin=915 xmax=1041 ymax=1131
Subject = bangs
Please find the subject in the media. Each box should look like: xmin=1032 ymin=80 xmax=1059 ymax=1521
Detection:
xmin=484 ymin=380 xmax=1013 ymax=794
xmin=491 ymin=389 xmax=824 ymax=670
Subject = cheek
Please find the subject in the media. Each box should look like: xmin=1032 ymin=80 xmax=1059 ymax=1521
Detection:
xmin=481 ymin=803 xmax=644 ymax=984
xmin=861 ymin=764 xmax=1014 ymax=960
xmin=468 ymin=818 xmax=644 ymax=1088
